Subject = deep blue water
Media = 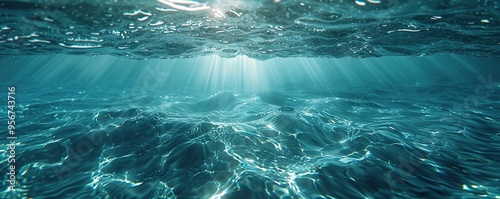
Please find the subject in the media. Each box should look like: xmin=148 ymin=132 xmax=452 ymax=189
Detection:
xmin=1 ymin=55 xmax=499 ymax=199
xmin=1 ymin=0 xmax=500 ymax=199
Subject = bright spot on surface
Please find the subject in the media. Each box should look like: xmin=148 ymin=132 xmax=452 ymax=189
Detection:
xmin=481 ymin=19 xmax=490 ymax=23
xmin=431 ymin=16 xmax=442 ymax=20
xmin=355 ymin=0 xmax=366 ymax=6
xmin=212 ymin=9 xmax=226 ymax=18
xmin=156 ymin=0 xmax=210 ymax=12
xmin=355 ymin=0 xmax=381 ymax=6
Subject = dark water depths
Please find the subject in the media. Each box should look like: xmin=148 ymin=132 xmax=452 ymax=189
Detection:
xmin=1 ymin=55 xmax=499 ymax=198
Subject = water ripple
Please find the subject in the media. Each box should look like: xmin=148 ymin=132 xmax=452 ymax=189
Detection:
xmin=0 ymin=0 xmax=499 ymax=59
xmin=1 ymin=84 xmax=498 ymax=198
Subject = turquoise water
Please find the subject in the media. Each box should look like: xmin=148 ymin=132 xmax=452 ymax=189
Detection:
xmin=1 ymin=0 xmax=500 ymax=199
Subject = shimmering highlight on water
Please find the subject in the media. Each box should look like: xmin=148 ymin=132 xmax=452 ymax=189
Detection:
xmin=1 ymin=55 xmax=500 ymax=198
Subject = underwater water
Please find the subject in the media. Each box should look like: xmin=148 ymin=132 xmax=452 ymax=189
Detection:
xmin=1 ymin=0 xmax=500 ymax=199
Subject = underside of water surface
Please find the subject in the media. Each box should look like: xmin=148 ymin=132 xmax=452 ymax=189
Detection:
xmin=1 ymin=0 xmax=500 ymax=199
xmin=0 ymin=0 xmax=499 ymax=59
